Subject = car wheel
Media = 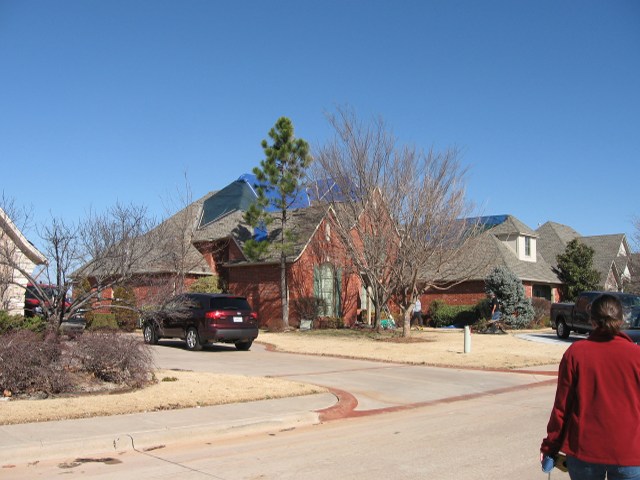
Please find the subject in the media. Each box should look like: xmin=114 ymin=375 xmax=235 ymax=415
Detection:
xmin=556 ymin=319 xmax=570 ymax=339
xmin=185 ymin=327 xmax=202 ymax=351
xmin=235 ymin=340 xmax=253 ymax=351
xmin=143 ymin=323 xmax=158 ymax=345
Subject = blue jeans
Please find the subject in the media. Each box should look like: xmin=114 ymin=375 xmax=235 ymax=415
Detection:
xmin=567 ymin=456 xmax=640 ymax=480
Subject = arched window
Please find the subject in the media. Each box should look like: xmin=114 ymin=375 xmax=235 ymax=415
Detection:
xmin=313 ymin=263 xmax=342 ymax=317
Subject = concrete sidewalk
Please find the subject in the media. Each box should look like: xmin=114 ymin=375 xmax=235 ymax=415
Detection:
xmin=0 ymin=392 xmax=337 ymax=466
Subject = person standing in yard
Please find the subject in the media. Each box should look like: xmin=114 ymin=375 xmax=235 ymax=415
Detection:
xmin=489 ymin=292 xmax=501 ymax=321
xmin=411 ymin=297 xmax=423 ymax=328
xmin=540 ymin=293 xmax=640 ymax=479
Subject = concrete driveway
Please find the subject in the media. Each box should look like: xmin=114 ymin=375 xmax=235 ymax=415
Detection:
xmin=151 ymin=340 xmax=558 ymax=414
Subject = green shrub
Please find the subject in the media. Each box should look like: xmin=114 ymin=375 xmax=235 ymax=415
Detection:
xmin=188 ymin=275 xmax=221 ymax=293
xmin=474 ymin=298 xmax=492 ymax=320
xmin=485 ymin=266 xmax=535 ymax=329
xmin=429 ymin=301 xmax=477 ymax=328
xmin=87 ymin=313 xmax=118 ymax=330
xmin=0 ymin=311 xmax=46 ymax=334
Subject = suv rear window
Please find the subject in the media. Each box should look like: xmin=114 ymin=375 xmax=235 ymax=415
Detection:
xmin=26 ymin=285 xmax=58 ymax=300
xmin=209 ymin=297 xmax=251 ymax=311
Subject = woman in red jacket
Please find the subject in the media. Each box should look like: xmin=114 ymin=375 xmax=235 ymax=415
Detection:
xmin=541 ymin=293 xmax=640 ymax=479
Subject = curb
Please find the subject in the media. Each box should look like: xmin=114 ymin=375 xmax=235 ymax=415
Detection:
xmin=0 ymin=396 xmax=335 ymax=466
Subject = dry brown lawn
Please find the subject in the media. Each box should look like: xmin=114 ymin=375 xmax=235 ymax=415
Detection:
xmin=1 ymin=328 xmax=565 ymax=425
xmin=259 ymin=327 xmax=567 ymax=369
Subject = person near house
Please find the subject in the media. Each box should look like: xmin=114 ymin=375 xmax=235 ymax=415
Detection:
xmin=411 ymin=297 xmax=423 ymax=328
xmin=489 ymin=293 xmax=501 ymax=321
xmin=540 ymin=293 xmax=640 ymax=480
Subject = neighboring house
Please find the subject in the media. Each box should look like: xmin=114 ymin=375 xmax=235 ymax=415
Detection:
xmin=88 ymin=190 xmax=216 ymax=307
xmin=88 ymin=176 xmax=364 ymax=328
xmin=536 ymin=221 xmax=632 ymax=294
xmin=420 ymin=215 xmax=563 ymax=307
xmin=0 ymin=207 xmax=47 ymax=315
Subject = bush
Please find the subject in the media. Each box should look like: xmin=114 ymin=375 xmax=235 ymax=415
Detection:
xmin=113 ymin=285 xmax=138 ymax=331
xmin=315 ymin=316 xmax=344 ymax=329
xmin=485 ymin=266 xmax=534 ymax=329
xmin=73 ymin=331 xmax=153 ymax=388
xmin=0 ymin=311 xmax=46 ymax=334
xmin=292 ymin=296 xmax=326 ymax=321
xmin=531 ymin=297 xmax=551 ymax=328
xmin=429 ymin=301 xmax=477 ymax=328
xmin=0 ymin=330 xmax=71 ymax=395
xmin=188 ymin=275 xmax=221 ymax=293
xmin=87 ymin=313 xmax=118 ymax=330
xmin=474 ymin=298 xmax=492 ymax=321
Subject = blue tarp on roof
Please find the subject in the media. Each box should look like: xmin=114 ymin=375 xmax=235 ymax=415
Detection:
xmin=238 ymin=173 xmax=311 ymax=211
xmin=199 ymin=173 xmax=353 ymax=230
xmin=199 ymin=180 xmax=257 ymax=228
xmin=464 ymin=214 xmax=509 ymax=231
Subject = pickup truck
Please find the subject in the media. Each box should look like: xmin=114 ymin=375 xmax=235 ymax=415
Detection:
xmin=551 ymin=291 xmax=640 ymax=339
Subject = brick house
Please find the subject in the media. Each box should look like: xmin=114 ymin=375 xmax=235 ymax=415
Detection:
xmin=419 ymin=215 xmax=564 ymax=308
xmin=192 ymin=195 xmax=363 ymax=328
xmin=419 ymin=215 xmax=634 ymax=310
xmin=100 ymin=177 xmax=364 ymax=329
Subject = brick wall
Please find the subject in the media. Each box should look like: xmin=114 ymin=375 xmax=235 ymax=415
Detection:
xmin=228 ymin=264 xmax=281 ymax=328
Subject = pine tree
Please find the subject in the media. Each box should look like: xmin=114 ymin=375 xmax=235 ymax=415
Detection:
xmin=485 ymin=266 xmax=534 ymax=329
xmin=555 ymin=239 xmax=600 ymax=301
xmin=243 ymin=117 xmax=312 ymax=329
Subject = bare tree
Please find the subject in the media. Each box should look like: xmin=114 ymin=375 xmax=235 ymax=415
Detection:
xmin=313 ymin=107 xmax=481 ymax=335
xmin=0 ymin=201 xmax=160 ymax=331
xmin=157 ymin=173 xmax=213 ymax=296
xmin=626 ymin=216 xmax=640 ymax=294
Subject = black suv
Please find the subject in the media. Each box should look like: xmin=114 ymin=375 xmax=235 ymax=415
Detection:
xmin=142 ymin=293 xmax=259 ymax=351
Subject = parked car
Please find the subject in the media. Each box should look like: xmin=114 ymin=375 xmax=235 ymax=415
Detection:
xmin=550 ymin=291 xmax=640 ymax=339
xmin=59 ymin=315 xmax=87 ymax=336
xmin=141 ymin=293 xmax=259 ymax=351
xmin=24 ymin=283 xmax=70 ymax=317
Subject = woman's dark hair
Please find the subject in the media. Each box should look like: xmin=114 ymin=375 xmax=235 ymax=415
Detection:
xmin=590 ymin=294 xmax=623 ymax=338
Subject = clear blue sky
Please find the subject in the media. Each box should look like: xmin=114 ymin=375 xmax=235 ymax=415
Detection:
xmin=1 ymin=0 xmax=638 ymax=248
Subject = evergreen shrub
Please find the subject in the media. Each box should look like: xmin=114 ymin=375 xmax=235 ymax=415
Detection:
xmin=429 ymin=301 xmax=477 ymax=328
xmin=0 ymin=311 xmax=46 ymax=334
xmin=485 ymin=266 xmax=535 ymax=329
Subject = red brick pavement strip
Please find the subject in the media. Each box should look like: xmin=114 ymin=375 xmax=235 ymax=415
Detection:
xmin=317 ymin=378 xmax=558 ymax=422
xmin=260 ymin=340 xmax=560 ymax=421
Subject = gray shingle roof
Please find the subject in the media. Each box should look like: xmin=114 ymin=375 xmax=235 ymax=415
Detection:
xmin=536 ymin=222 xmax=629 ymax=289
xmin=581 ymin=234 xmax=628 ymax=287
xmin=421 ymin=215 xmax=561 ymax=284
xmin=536 ymin=221 xmax=581 ymax=269
xmin=193 ymin=204 xmax=330 ymax=265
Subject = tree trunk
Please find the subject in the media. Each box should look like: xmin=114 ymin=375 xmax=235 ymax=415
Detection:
xmin=402 ymin=305 xmax=412 ymax=337
xmin=280 ymin=252 xmax=289 ymax=329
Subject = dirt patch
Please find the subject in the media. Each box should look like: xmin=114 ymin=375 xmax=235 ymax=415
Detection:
xmin=378 ymin=336 xmax=434 ymax=343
